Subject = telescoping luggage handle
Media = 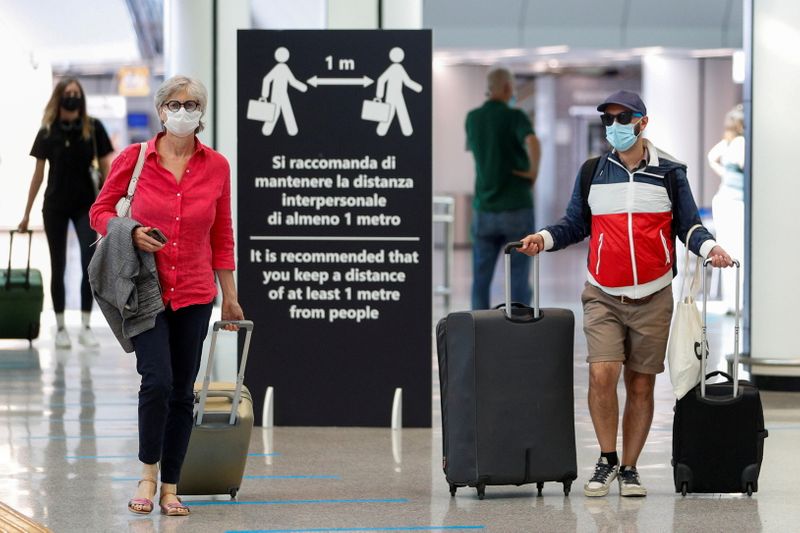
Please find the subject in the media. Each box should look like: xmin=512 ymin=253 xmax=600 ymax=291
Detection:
xmin=504 ymin=241 xmax=539 ymax=319
xmin=196 ymin=320 xmax=254 ymax=426
xmin=701 ymin=258 xmax=741 ymax=399
xmin=5 ymin=230 xmax=34 ymax=290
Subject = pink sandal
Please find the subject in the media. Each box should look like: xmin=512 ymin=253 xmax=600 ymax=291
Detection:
xmin=127 ymin=478 xmax=156 ymax=514
xmin=159 ymin=492 xmax=190 ymax=516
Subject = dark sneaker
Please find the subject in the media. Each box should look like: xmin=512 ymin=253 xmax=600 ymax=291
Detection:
xmin=618 ymin=466 xmax=647 ymax=497
xmin=584 ymin=457 xmax=619 ymax=497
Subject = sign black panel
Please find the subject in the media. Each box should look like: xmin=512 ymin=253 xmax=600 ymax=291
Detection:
xmin=237 ymin=30 xmax=432 ymax=427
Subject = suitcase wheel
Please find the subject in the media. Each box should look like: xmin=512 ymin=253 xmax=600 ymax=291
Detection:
xmin=476 ymin=484 xmax=486 ymax=500
xmin=229 ymin=489 xmax=238 ymax=499
xmin=536 ymin=482 xmax=544 ymax=497
xmin=449 ymin=483 xmax=457 ymax=497
xmin=563 ymin=481 xmax=571 ymax=497
xmin=746 ymin=483 xmax=754 ymax=497
xmin=681 ymin=482 xmax=688 ymax=497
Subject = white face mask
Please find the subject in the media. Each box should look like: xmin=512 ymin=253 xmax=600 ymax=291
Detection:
xmin=163 ymin=108 xmax=201 ymax=137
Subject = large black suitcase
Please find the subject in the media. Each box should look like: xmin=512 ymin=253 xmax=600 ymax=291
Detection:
xmin=437 ymin=242 xmax=577 ymax=499
xmin=672 ymin=260 xmax=768 ymax=496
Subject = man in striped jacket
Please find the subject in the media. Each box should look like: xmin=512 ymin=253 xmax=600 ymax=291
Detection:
xmin=519 ymin=90 xmax=734 ymax=498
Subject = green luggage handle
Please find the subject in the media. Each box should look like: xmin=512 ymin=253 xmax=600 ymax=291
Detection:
xmin=5 ymin=230 xmax=34 ymax=290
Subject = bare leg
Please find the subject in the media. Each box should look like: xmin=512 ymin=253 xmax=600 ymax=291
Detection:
xmin=621 ymin=367 xmax=656 ymax=466
xmin=588 ymin=362 xmax=623 ymax=452
xmin=130 ymin=462 xmax=158 ymax=513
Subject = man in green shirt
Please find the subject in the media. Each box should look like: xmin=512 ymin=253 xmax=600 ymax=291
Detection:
xmin=466 ymin=67 xmax=541 ymax=309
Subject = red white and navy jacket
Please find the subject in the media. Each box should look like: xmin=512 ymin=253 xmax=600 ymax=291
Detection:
xmin=538 ymin=139 xmax=717 ymax=299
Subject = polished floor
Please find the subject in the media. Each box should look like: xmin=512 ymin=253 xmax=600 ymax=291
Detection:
xmin=2 ymin=242 xmax=800 ymax=532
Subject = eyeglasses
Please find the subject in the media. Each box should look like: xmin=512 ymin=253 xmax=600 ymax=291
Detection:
xmin=163 ymin=100 xmax=201 ymax=113
xmin=600 ymin=111 xmax=643 ymax=127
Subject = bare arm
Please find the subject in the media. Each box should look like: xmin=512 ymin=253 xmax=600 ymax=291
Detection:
xmin=18 ymin=159 xmax=46 ymax=231
xmin=512 ymin=134 xmax=541 ymax=184
xmin=216 ymin=269 xmax=244 ymax=331
xmin=99 ymin=153 xmax=114 ymax=188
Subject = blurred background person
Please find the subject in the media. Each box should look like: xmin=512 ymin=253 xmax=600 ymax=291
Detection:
xmin=466 ymin=67 xmax=541 ymax=309
xmin=708 ymin=104 xmax=745 ymax=314
xmin=18 ymin=77 xmax=115 ymax=349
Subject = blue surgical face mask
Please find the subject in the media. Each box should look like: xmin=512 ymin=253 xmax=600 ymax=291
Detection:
xmin=605 ymin=122 xmax=640 ymax=152
xmin=508 ymin=95 xmax=517 ymax=108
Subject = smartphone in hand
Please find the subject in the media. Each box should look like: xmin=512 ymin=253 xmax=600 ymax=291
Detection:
xmin=146 ymin=228 xmax=168 ymax=244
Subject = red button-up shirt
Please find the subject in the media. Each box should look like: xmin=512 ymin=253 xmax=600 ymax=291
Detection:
xmin=90 ymin=133 xmax=235 ymax=310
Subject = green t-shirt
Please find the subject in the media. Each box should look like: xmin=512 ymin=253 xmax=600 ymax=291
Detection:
xmin=466 ymin=100 xmax=535 ymax=212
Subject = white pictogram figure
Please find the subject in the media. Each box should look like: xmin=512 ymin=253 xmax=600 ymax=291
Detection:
xmin=262 ymin=47 xmax=308 ymax=136
xmin=374 ymin=47 xmax=423 ymax=136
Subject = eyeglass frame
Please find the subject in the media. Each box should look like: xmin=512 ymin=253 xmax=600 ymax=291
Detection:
xmin=600 ymin=111 xmax=643 ymax=127
xmin=163 ymin=100 xmax=201 ymax=113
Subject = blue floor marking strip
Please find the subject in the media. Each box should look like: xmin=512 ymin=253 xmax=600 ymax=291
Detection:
xmin=188 ymin=498 xmax=407 ymax=507
xmin=26 ymin=435 xmax=138 ymax=440
xmin=226 ymin=527 xmax=485 ymax=532
xmin=67 ymin=453 xmax=281 ymax=460
xmin=111 ymin=475 xmax=338 ymax=482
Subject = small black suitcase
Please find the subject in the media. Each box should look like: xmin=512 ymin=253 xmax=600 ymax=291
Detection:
xmin=437 ymin=242 xmax=577 ymax=499
xmin=672 ymin=260 xmax=768 ymax=496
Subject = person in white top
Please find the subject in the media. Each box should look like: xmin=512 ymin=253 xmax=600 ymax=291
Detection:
xmin=708 ymin=105 xmax=745 ymax=314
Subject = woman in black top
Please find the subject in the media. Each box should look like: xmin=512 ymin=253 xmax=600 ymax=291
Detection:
xmin=18 ymin=77 xmax=115 ymax=349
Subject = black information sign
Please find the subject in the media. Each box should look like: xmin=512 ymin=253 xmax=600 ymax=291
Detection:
xmin=237 ymin=30 xmax=432 ymax=427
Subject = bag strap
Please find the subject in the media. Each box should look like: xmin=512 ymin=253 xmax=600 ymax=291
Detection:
xmin=579 ymin=156 xmax=602 ymax=235
xmin=90 ymin=118 xmax=99 ymax=167
xmin=121 ymin=142 xmax=148 ymax=214
xmin=678 ymin=223 xmax=703 ymax=300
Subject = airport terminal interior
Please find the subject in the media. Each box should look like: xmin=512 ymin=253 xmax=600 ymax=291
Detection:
xmin=2 ymin=1 xmax=800 ymax=532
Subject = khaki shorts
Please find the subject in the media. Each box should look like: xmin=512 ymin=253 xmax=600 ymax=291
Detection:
xmin=581 ymin=282 xmax=674 ymax=374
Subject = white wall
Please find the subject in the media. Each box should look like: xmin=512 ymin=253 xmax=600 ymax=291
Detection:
xmin=750 ymin=0 xmax=800 ymax=371
xmin=432 ymin=64 xmax=487 ymax=196
xmin=642 ymin=56 xmax=702 ymax=193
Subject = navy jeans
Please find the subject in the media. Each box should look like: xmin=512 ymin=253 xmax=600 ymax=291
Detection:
xmin=471 ymin=207 xmax=535 ymax=310
xmin=132 ymin=302 xmax=213 ymax=483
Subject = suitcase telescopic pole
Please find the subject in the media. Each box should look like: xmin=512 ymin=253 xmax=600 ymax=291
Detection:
xmin=702 ymin=258 xmax=741 ymax=398
xmin=504 ymin=242 xmax=539 ymax=319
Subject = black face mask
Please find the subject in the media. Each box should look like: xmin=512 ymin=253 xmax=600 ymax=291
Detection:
xmin=60 ymin=95 xmax=82 ymax=112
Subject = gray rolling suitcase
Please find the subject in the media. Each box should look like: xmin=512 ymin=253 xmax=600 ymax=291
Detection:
xmin=178 ymin=320 xmax=254 ymax=498
xmin=437 ymin=243 xmax=577 ymax=499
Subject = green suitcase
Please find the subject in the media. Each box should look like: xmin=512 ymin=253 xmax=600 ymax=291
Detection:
xmin=0 ymin=231 xmax=44 ymax=341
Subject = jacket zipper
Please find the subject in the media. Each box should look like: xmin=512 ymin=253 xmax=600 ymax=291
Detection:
xmin=596 ymin=233 xmax=604 ymax=276
xmin=660 ymin=230 xmax=670 ymax=265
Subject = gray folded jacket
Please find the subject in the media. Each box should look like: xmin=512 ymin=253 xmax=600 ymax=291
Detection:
xmin=88 ymin=216 xmax=164 ymax=353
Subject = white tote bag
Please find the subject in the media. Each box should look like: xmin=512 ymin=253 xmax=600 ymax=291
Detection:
xmin=667 ymin=224 xmax=705 ymax=399
xmin=115 ymin=142 xmax=148 ymax=217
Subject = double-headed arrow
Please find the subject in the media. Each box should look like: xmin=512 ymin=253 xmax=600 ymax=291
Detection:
xmin=307 ymin=75 xmax=374 ymax=88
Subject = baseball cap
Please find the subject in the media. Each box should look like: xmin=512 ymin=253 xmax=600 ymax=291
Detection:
xmin=597 ymin=90 xmax=647 ymax=116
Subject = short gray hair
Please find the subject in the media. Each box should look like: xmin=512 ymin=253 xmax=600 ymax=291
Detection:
xmin=154 ymin=75 xmax=208 ymax=133
xmin=487 ymin=67 xmax=513 ymax=94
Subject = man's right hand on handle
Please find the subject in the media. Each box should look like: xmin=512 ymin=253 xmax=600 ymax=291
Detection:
xmin=518 ymin=233 xmax=544 ymax=256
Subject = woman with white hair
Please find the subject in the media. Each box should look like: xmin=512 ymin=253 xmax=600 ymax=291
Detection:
xmin=708 ymin=104 xmax=745 ymax=314
xmin=89 ymin=75 xmax=244 ymax=516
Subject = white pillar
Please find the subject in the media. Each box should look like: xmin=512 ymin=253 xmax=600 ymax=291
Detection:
xmin=164 ymin=0 xmax=214 ymax=146
xmin=327 ymin=0 xmax=378 ymax=28
xmin=642 ymin=56 xmax=703 ymax=194
xmin=749 ymin=0 xmax=800 ymax=381
xmin=381 ymin=0 xmax=422 ymax=29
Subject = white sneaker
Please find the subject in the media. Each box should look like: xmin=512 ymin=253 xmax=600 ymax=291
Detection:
xmin=55 ymin=328 xmax=72 ymax=349
xmin=618 ymin=466 xmax=647 ymax=497
xmin=78 ymin=327 xmax=100 ymax=348
xmin=584 ymin=457 xmax=619 ymax=497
